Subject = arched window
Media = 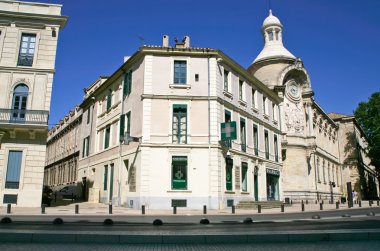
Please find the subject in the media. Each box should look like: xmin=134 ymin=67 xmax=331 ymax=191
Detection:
xmin=12 ymin=84 xmax=29 ymax=120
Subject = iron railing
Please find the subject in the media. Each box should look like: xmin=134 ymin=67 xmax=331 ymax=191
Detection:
xmin=17 ymin=53 xmax=34 ymax=66
xmin=0 ymin=109 xmax=49 ymax=125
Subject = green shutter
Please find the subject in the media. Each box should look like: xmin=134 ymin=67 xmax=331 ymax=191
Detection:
xmin=123 ymin=70 xmax=132 ymax=96
xmin=128 ymin=70 xmax=132 ymax=94
xmin=104 ymin=127 xmax=110 ymax=149
xmin=120 ymin=114 xmax=125 ymax=140
xmin=86 ymin=137 xmax=90 ymax=156
xmin=103 ymin=166 xmax=108 ymax=191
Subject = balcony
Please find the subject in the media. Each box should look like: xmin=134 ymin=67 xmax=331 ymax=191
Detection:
xmin=0 ymin=109 xmax=49 ymax=125
xmin=17 ymin=54 xmax=34 ymax=67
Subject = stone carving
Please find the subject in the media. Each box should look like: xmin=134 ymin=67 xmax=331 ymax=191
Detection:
xmin=284 ymin=98 xmax=305 ymax=134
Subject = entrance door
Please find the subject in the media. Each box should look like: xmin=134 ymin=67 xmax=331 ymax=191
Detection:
xmin=266 ymin=174 xmax=279 ymax=201
xmin=254 ymin=174 xmax=258 ymax=201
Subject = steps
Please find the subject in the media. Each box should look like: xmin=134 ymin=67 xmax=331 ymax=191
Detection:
xmin=236 ymin=200 xmax=284 ymax=209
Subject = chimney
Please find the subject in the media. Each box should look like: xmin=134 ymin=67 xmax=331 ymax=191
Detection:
xmin=163 ymin=35 xmax=169 ymax=47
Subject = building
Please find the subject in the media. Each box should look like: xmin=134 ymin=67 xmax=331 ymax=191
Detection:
xmin=0 ymin=0 xmax=67 ymax=207
xmin=44 ymin=106 xmax=81 ymax=194
xmin=45 ymin=10 xmax=378 ymax=209
xmin=329 ymin=113 xmax=379 ymax=200
xmin=249 ymin=10 xmax=343 ymax=202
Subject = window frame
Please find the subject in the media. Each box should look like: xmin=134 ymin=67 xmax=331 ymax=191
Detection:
xmin=172 ymin=104 xmax=187 ymax=144
xmin=171 ymin=156 xmax=188 ymax=190
xmin=173 ymin=60 xmax=187 ymax=84
xmin=17 ymin=33 xmax=37 ymax=67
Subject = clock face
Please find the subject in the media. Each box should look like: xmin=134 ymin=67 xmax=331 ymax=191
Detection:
xmin=289 ymin=84 xmax=299 ymax=97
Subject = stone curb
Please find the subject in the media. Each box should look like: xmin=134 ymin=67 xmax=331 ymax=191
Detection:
xmin=0 ymin=230 xmax=379 ymax=244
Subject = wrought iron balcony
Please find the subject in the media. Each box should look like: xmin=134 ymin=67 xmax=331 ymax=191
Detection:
xmin=0 ymin=109 xmax=49 ymax=125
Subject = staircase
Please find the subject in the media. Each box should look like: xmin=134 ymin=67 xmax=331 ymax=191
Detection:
xmin=236 ymin=200 xmax=284 ymax=209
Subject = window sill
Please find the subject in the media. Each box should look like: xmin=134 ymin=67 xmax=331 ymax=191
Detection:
xmin=170 ymin=84 xmax=191 ymax=89
xmin=223 ymin=90 xmax=233 ymax=99
xmin=225 ymin=191 xmax=235 ymax=194
xmin=241 ymin=192 xmax=250 ymax=195
xmin=167 ymin=190 xmax=192 ymax=193
xmin=251 ymin=107 xmax=259 ymax=113
xmin=238 ymin=99 xmax=247 ymax=107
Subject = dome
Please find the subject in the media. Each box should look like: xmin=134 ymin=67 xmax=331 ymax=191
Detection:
xmin=262 ymin=10 xmax=282 ymax=29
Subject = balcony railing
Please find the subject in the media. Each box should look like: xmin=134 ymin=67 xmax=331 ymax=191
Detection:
xmin=0 ymin=109 xmax=49 ymax=125
xmin=17 ymin=53 xmax=34 ymax=66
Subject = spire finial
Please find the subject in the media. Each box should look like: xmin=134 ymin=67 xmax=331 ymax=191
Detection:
xmin=269 ymin=9 xmax=272 ymax=16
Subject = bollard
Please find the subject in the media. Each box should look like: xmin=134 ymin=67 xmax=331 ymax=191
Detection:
xmin=41 ymin=204 xmax=46 ymax=214
xmin=377 ymin=200 xmax=379 ymax=206
xmin=306 ymin=200 xmax=308 ymax=205
xmin=173 ymin=206 xmax=177 ymax=215
xmin=142 ymin=205 xmax=145 ymax=215
xmin=232 ymin=205 xmax=235 ymax=214
xmin=7 ymin=204 xmax=11 ymax=214
xmin=281 ymin=204 xmax=284 ymax=213
xmin=109 ymin=204 xmax=112 ymax=214
xmin=203 ymin=205 xmax=207 ymax=214
xmin=75 ymin=204 xmax=79 ymax=214
xmin=359 ymin=201 xmax=362 ymax=208
xmin=301 ymin=203 xmax=305 ymax=212
xmin=290 ymin=200 xmax=293 ymax=205
xmin=369 ymin=200 xmax=372 ymax=207
xmin=315 ymin=200 xmax=317 ymax=204
xmin=258 ymin=204 xmax=261 ymax=213
xmin=301 ymin=200 xmax=304 ymax=204
xmin=320 ymin=203 xmax=323 ymax=210
xmin=336 ymin=201 xmax=339 ymax=209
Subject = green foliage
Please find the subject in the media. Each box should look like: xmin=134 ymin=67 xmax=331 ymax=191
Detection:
xmin=354 ymin=92 xmax=380 ymax=170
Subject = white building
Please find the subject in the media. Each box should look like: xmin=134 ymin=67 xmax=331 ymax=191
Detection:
xmin=0 ymin=0 xmax=67 ymax=207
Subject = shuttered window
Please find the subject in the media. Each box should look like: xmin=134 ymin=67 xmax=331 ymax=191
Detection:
xmin=5 ymin=151 xmax=23 ymax=189
xmin=123 ymin=70 xmax=132 ymax=95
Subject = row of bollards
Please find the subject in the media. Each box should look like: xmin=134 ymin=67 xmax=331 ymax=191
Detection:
xmin=4 ymin=199 xmax=380 ymax=215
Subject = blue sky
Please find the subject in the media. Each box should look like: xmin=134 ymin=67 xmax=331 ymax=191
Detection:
xmin=27 ymin=0 xmax=380 ymax=126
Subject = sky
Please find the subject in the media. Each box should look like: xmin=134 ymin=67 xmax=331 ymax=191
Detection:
xmin=25 ymin=0 xmax=380 ymax=127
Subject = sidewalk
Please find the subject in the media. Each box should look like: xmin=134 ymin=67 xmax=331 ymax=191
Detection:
xmin=1 ymin=200 xmax=379 ymax=216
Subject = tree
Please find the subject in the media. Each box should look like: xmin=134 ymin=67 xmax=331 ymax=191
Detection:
xmin=354 ymin=92 xmax=380 ymax=196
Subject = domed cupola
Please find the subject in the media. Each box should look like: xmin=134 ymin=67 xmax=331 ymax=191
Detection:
xmin=252 ymin=10 xmax=295 ymax=63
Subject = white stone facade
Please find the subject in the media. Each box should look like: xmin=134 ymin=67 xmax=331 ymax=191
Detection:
xmin=0 ymin=0 xmax=67 ymax=207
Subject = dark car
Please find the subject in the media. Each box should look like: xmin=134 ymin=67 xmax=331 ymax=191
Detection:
xmin=42 ymin=186 xmax=53 ymax=206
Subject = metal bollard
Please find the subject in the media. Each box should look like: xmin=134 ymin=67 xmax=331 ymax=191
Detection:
xmin=377 ymin=200 xmax=379 ymax=206
xmin=258 ymin=204 xmax=261 ymax=213
xmin=41 ymin=204 xmax=46 ymax=214
xmin=336 ymin=201 xmax=339 ymax=209
xmin=301 ymin=200 xmax=304 ymax=204
xmin=232 ymin=205 xmax=235 ymax=214
xmin=173 ymin=206 xmax=177 ymax=215
xmin=7 ymin=204 xmax=11 ymax=214
xmin=281 ymin=204 xmax=284 ymax=213
xmin=301 ymin=203 xmax=305 ymax=212
xmin=75 ymin=204 xmax=79 ymax=214
xmin=109 ymin=204 xmax=113 ymax=214
xmin=359 ymin=201 xmax=362 ymax=207
xmin=142 ymin=205 xmax=145 ymax=215
xmin=306 ymin=200 xmax=308 ymax=205
xmin=320 ymin=203 xmax=323 ymax=210
xmin=203 ymin=205 xmax=207 ymax=214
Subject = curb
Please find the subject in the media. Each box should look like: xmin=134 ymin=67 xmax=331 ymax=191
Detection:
xmin=0 ymin=230 xmax=379 ymax=244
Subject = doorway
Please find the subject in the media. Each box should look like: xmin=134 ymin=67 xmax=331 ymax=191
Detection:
xmin=266 ymin=173 xmax=279 ymax=201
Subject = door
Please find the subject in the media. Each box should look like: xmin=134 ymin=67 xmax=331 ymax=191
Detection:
xmin=11 ymin=84 xmax=28 ymax=122
xmin=254 ymin=174 xmax=258 ymax=201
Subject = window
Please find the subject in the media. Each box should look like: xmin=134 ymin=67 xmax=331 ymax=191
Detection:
xmin=11 ymin=84 xmax=28 ymax=121
xmin=223 ymin=70 xmax=229 ymax=92
xmin=126 ymin=111 xmax=131 ymax=136
xmin=224 ymin=110 xmax=232 ymax=147
xmin=5 ymin=151 xmax=23 ymax=189
xmin=264 ymin=130 xmax=269 ymax=160
xmin=268 ymin=30 xmax=273 ymax=41
xmin=317 ymin=158 xmax=320 ymax=182
xmin=241 ymin=162 xmax=248 ymax=192
xmin=253 ymin=124 xmax=259 ymax=156
xmin=18 ymin=34 xmax=36 ymax=66
xmin=226 ymin=157 xmax=233 ymax=191
xmin=174 ymin=60 xmax=187 ymax=84
xmin=172 ymin=105 xmax=187 ymax=144
xmin=263 ymin=97 xmax=267 ymax=115
xmin=119 ymin=114 xmax=125 ymax=141
xmin=82 ymin=136 xmax=90 ymax=157
xmin=275 ymin=31 xmax=279 ymax=40
xmin=87 ymin=108 xmax=91 ymax=124
xmin=106 ymin=89 xmax=112 ymax=110
xmin=123 ymin=70 xmax=132 ymax=95
xmin=323 ymin=160 xmax=326 ymax=183
xmin=274 ymin=134 xmax=278 ymax=162
xmin=239 ymin=80 xmax=244 ymax=100
xmin=252 ymin=89 xmax=256 ymax=109
xmin=172 ymin=156 xmax=187 ymax=190
xmin=240 ymin=118 xmax=246 ymax=152
xmin=103 ymin=165 xmax=108 ymax=191
xmin=104 ymin=126 xmax=111 ymax=149
xmin=273 ymin=104 xmax=277 ymax=121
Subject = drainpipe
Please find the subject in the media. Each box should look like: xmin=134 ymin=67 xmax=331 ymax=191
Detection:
xmin=207 ymin=55 xmax=211 ymax=208
xmin=118 ymin=73 xmax=126 ymax=207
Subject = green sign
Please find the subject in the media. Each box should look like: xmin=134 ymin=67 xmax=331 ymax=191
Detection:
xmin=221 ymin=121 xmax=237 ymax=140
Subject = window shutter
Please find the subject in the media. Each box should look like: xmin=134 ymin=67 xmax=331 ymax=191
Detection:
xmin=128 ymin=70 xmax=132 ymax=94
xmin=120 ymin=114 xmax=125 ymax=139
xmin=123 ymin=72 xmax=129 ymax=96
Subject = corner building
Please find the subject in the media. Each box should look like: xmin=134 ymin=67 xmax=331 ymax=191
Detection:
xmin=0 ymin=0 xmax=67 ymax=207
xmin=75 ymin=37 xmax=282 ymax=209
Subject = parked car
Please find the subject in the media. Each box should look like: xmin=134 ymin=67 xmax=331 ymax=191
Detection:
xmin=55 ymin=185 xmax=79 ymax=199
xmin=41 ymin=186 xmax=53 ymax=206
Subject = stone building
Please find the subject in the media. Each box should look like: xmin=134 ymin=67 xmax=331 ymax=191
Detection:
xmin=0 ymin=0 xmax=67 ymax=207
xmin=329 ymin=113 xmax=379 ymax=200
xmin=249 ymin=10 xmax=343 ymax=202
xmin=44 ymin=106 xmax=81 ymax=192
